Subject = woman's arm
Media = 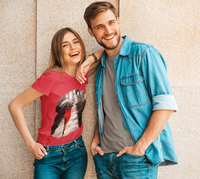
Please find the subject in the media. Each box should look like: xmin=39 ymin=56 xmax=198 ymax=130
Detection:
xmin=76 ymin=48 xmax=104 ymax=83
xmin=8 ymin=87 xmax=47 ymax=159
xmin=88 ymin=48 xmax=104 ymax=75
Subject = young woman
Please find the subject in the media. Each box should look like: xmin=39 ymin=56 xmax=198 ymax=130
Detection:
xmin=8 ymin=27 xmax=103 ymax=179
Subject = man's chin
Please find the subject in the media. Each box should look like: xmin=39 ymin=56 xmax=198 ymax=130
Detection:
xmin=104 ymin=42 xmax=120 ymax=50
xmin=98 ymin=41 xmax=119 ymax=50
xmin=105 ymin=46 xmax=118 ymax=50
xmin=100 ymin=36 xmax=121 ymax=50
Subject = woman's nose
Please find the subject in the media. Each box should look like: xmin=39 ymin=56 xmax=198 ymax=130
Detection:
xmin=70 ymin=43 xmax=76 ymax=50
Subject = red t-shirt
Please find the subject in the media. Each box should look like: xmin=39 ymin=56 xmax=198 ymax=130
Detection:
xmin=31 ymin=71 xmax=88 ymax=146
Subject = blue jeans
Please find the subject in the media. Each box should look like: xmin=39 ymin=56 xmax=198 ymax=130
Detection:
xmin=34 ymin=136 xmax=87 ymax=179
xmin=93 ymin=153 xmax=158 ymax=179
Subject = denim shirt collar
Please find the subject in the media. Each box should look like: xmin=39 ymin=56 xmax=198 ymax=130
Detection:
xmin=119 ymin=35 xmax=132 ymax=56
xmin=101 ymin=36 xmax=132 ymax=68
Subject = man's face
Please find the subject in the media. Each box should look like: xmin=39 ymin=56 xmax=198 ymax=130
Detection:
xmin=88 ymin=10 xmax=121 ymax=50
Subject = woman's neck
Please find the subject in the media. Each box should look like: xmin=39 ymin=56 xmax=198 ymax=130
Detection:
xmin=64 ymin=64 xmax=77 ymax=77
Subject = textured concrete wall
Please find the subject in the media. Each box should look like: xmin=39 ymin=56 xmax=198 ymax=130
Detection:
xmin=120 ymin=0 xmax=200 ymax=178
xmin=0 ymin=1 xmax=36 ymax=179
xmin=1 ymin=0 xmax=199 ymax=178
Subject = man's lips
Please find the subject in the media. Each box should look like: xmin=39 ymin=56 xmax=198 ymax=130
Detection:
xmin=103 ymin=34 xmax=115 ymax=40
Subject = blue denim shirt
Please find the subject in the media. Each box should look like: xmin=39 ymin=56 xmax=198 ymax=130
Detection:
xmin=95 ymin=36 xmax=178 ymax=166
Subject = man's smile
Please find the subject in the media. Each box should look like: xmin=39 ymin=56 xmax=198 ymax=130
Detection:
xmin=104 ymin=34 xmax=115 ymax=40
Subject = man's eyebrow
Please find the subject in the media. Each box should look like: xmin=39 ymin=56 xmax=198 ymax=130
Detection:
xmin=62 ymin=38 xmax=78 ymax=44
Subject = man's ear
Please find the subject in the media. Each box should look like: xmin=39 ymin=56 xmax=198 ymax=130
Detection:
xmin=88 ymin=27 xmax=94 ymax=37
xmin=117 ymin=17 xmax=120 ymax=26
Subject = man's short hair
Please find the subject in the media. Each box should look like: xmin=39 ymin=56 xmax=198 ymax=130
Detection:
xmin=84 ymin=1 xmax=118 ymax=30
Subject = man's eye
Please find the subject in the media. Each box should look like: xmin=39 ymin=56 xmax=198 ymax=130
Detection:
xmin=97 ymin=26 xmax=101 ymax=30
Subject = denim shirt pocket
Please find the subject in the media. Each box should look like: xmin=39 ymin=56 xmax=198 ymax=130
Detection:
xmin=120 ymin=74 xmax=149 ymax=108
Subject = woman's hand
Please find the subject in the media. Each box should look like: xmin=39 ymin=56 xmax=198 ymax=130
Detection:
xmin=26 ymin=140 xmax=47 ymax=159
xmin=76 ymin=58 xmax=93 ymax=83
xmin=76 ymin=48 xmax=104 ymax=83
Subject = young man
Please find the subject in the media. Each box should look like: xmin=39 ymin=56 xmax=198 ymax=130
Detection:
xmin=76 ymin=1 xmax=178 ymax=178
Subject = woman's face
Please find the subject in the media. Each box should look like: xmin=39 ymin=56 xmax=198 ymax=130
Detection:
xmin=62 ymin=31 xmax=82 ymax=66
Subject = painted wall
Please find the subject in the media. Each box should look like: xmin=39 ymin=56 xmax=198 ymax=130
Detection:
xmin=0 ymin=0 xmax=199 ymax=178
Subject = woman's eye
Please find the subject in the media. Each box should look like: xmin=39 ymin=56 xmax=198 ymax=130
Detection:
xmin=63 ymin=44 xmax=69 ymax=47
xmin=74 ymin=41 xmax=79 ymax=44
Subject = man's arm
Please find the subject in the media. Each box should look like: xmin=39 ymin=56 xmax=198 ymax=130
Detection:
xmin=90 ymin=121 xmax=104 ymax=156
xmin=117 ymin=109 xmax=173 ymax=157
xmin=117 ymin=46 xmax=177 ymax=157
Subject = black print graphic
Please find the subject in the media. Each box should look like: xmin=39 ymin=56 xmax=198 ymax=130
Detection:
xmin=51 ymin=89 xmax=86 ymax=138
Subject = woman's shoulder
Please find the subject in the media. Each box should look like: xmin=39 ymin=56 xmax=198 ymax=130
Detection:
xmin=42 ymin=68 xmax=65 ymax=77
xmin=45 ymin=67 xmax=64 ymax=74
xmin=40 ymin=68 xmax=66 ymax=82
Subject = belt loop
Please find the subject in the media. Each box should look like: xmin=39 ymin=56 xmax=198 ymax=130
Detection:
xmin=74 ymin=139 xmax=78 ymax=148
xmin=46 ymin=146 xmax=49 ymax=153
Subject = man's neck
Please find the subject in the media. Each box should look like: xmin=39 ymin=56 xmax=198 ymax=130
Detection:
xmin=105 ymin=37 xmax=124 ymax=57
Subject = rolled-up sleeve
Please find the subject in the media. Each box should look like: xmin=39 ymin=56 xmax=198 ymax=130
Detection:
xmin=153 ymin=95 xmax=178 ymax=111
xmin=141 ymin=46 xmax=178 ymax=112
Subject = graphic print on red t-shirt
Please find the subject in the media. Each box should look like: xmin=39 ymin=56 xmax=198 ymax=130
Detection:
xmin=51 ymin=89 xmax=86 ymax=138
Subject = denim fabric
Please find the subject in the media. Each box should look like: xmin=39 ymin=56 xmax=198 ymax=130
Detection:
xmin=93 ymin=153 xmax=158 ymax=179
xmin=33 ymin=136 xmax=87 ymax=179
xmin=95 ymin=36 xmax=178 ymax=166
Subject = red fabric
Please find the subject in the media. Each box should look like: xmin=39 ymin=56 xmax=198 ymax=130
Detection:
xmin=31 ymin=71 xmax=88 ymax=146
xmin=64 ymin=108 xmax=72 ymax=123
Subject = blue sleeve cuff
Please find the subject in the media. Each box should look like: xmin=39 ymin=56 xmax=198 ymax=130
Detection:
xmin=152 ymin=95 xmax=178 ymax=112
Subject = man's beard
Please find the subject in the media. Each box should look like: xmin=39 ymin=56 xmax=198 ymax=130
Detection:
xmin=94 ymin=32 xmax=121 ymax=50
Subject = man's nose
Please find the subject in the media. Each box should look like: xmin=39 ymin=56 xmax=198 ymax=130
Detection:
xmin=104 ymin=25 xmax=112 ymax=34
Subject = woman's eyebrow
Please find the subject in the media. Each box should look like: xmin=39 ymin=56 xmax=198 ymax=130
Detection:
xmin=72 ymin=38 xmax=78 ymax=41
xmin=62 ymin=41 xmax=69 ymax=44
xmin=62 ymin=38 xmax=78 ymax=44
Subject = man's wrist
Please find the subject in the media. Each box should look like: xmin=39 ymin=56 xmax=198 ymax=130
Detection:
xmin=91 ymin=137 xmax=100 ymax=146
xmin=135 ymin=138 xmax=148 ymax=154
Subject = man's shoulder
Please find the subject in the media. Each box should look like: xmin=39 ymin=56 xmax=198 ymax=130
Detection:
xmin=130 ymin=40 xmax=154 ymax=54
xmin=121 ymin=36 xmax=155 ymax=57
